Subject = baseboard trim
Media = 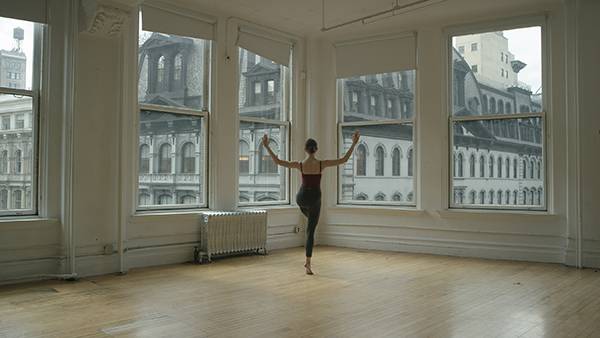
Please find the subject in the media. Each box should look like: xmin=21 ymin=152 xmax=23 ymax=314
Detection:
xmin=320 ymin=231 xmax=565 ymax=264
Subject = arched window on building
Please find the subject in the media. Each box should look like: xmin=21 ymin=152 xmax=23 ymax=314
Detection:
xmin=375 ymin=146 xmax=384 ymax=176
xmin=469 ymin=154 xmax=475 ymax=177
xmin=522 ymin=159 xmax=527 ymax=179
xmin=174 ymin=53 xmax=183 ymax=84
xmin=513 ymin=190 xmax=518 ymax=205
xmin=479 ymin=190 xmax=486 ymax=204
xmin=537 ymin=160 xmax=542 ymax=179
xmin=505 ymin=190 xmax=511 ymax=204
xmin=407 ymin=148 xmax=414 ymax=177
xmin=482 ymin=95 xmax=488 ymax=113
xmin=158 ymin=194 xmax=172 ymax=205
xmin=139 ymin=144 xmax=150 ymax=174
xmin=239 ymin=141 xmax=250 ymax=174
xmin=489 ymin=190 xmax=495 ymax=204
xmin=497 ymin=190 xmax=503 ymax=205
xmin=13 ymin=190 xmax=22 ymax=209
xmin=529 ymin=188 xmax=536 ymax=205
xmin=479 ymin=155 xmax=485 ymax=177
xmin=138 ymin=193 xmax=151 ymax=206
xmin=0 ymin=189 xmax=7 ymax=209
xmin=522 ymin=188 xmax=529 ymax=205
xmin=488 ymin=155 xmax=494 ymax=178
xmin=356 ymin=144 xmax=366 ymax=176
xmin=157 ymin=55 xmax=166 ymax=88
xmin=537 ymin=188 xmax=543 ymax=205
xmin=505 ymin=102 xmax=511 ymax=114
xmin=505 ymin=158 xmax=510 ymax=178
xmin=529 ymin=159 xmax=535 ymax=179
xmin=407 ymin=192 xmax=414 ymax=202
xmin=158 ymin=143 xmax=172 ymax=173
xmin=513 ymin=158 xmax=518 ymax=178
xmin=181 ymin=142 xmax=195 ymax=174
xmin=392 ymin=148 xmax=401 ymax=176
xmin=497 ymin=156 xmax=503 ymax=178
xmin=259 ymin=141 xmax=278 ymax=174
xmin=356 ymin=193 xmax=368 ymax=200
xmin=469 ymin=190 xmax=476 ymax=204
xmin=14 ymin=150 xmax=22 ymax=174
xmin=457 ymin=153 xmax=464 ymax=177
xmin=374 ymin=193 xmax=385 ymax=201
xmin=490 ymin=97 xmax=496 ymax=114
xmin=498 ymin=99 xmax=504 ymax=114
xmin=392 ymin=192 xmax=403 ymax=201
xmin=0 ymin=150 xmax=7 ymax=174
xmin=180 ymin=195 xmax=196 ymax=204
xmin=457 ymin=190 xmax=464 ymax=204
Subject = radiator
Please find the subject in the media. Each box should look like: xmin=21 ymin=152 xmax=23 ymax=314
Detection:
xmin=198 ymin=210 xmax=267 ymax=262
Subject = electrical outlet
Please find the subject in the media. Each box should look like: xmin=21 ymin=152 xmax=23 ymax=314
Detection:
xmin=103 ymin=244 xmax=114 ymax=255
xmin=295 ymin=225 xmax=302 ymax=233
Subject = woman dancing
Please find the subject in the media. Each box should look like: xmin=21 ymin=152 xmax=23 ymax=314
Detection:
xmin=261 ymin=131 xmax=360 ymax=275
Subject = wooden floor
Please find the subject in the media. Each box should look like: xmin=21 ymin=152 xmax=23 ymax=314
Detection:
xmin=1 ymin=247 xmax=600 ymax=338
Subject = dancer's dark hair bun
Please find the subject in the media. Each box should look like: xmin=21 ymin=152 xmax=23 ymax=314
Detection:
xmin=305 ymin=138 xmax=318 ymax=153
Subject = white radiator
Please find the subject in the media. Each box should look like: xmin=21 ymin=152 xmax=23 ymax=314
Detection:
xmin=198 ymin=210 xmax=267 ymax=262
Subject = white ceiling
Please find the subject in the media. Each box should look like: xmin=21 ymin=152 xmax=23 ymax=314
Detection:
xmin=122 ymin=0 xmax=562 ymax=37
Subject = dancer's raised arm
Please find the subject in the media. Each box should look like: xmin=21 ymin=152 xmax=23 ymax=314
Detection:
xmin=321 ymin=131 xmax=360 ymax=168
xmin=262 ymin=134 xmax=301 ymax=169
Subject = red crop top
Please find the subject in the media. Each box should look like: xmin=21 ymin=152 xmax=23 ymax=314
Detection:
xmin=300 ymin=161 xmax=322 ymax=188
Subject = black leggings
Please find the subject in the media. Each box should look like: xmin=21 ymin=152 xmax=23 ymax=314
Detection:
xmin=296 ymin=187 xmax=321 ymax=257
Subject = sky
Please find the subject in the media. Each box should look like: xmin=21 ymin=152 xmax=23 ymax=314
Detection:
xmin=504 ymin=26 xmax=542 ymax=94
xmin=0 ymin=17 xmax=34 ymax=90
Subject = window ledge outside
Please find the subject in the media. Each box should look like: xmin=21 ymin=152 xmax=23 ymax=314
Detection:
xmin=436 ymin=208 xmax=562 ymax=219
xmin=329 ymin=205 xmax=425 ymax=216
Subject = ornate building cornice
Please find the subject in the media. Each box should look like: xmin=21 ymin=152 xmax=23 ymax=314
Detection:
xmin=79 ymin=0 xmax=130 ymax=38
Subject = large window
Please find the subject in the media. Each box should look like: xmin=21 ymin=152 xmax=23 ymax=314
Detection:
xmin=137 ymin=15 xmax=211 ymax=210
xmin=238 ymin=47 xmax=291 ymax=205
xmin=450 ymin=26 xmax=545 ymax=210
xmin=0 ymin=16 xmax=42 ymax=216
xmin=338 ymin=70 xmax=416 ymax=205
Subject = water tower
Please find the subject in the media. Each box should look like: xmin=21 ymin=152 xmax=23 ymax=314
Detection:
xmin=13 ymin=27 xmax=24 ymax=52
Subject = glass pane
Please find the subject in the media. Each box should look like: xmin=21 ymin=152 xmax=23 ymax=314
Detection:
xmin=238 ymin=48 xmax=288 ymax=121
xmin=0 ymin=94 xmax=34 ymax=212
xmin=339 ymin=70 xmax=416 ymax=122
xmin=451 ymin=27 xmax=542 ymax=116
xmin=339 ymin=124 xmax=414 ymax=204
xmin=239 ymin=121 xmax=288 ymax=203
xmin=451 ymin=117 xmax=544 ymax=208
xmin=0 ymin=17 xmax=36 ymax=90
xmin=138 ymin=30 xmax=211 ymax=111
xmin=138 ymin=109 xmax=205 ymax=208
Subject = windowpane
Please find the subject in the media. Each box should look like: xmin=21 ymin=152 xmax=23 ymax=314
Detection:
xmin=340 ymin=70 xmax=416 ymax=122
xmin=452 ymin=118 xmax=544 ymax=208
xmin=451 ymin=27 xmax=542 ymax=116
xmin=137 ymin=110 xmax=205 ymax=208
xmin=138 ymin=30 xmax=211 ymax=111
xmin=239 ymin=121 xmax=288 ymax=204
xmin=0 ymin=18 xmax=35 ymax=90
xmin=339 ymin=124 xmax=414 ymax=205
xmin=238 ymin=48 xmax=288 ymax=121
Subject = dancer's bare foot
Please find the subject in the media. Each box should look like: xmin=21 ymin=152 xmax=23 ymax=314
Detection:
xmin=304 ymin=263 xmax=314 ymax=275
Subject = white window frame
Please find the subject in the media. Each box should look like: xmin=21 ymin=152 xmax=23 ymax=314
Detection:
xmin=447 ymin=16 xmax=549 ymax=212
xmin=134 ymin=15 xmax=212 ymax=212
xmin=0 ymin=20 xmax=43 ymax=217
xmin=336 ymin=71 xmax=418 ymax=207
xmin=237 ymin=47 xmax=293 ymax=207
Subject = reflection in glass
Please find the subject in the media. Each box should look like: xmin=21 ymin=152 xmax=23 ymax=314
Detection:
xmin=339 ymin=124 xmax=414 ymax=204
xmin=452 ymin=118 xmax=544 ymax=208
xmin=137 ymin=110 xmax=205 ymax=208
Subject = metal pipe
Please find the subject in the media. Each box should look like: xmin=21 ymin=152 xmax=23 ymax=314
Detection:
xmin=321 ymin=0 xmax=447 ymax=32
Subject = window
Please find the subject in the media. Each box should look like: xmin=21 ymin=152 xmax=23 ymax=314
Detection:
xmin=458 ymin=46 xmax=465 ymax=53
xmin=375 ymin=146 xmax=384 ymax=176
xmin=137 ymin=20 xmax=211 ymax=210
xmin=181 ymin=142 xmax=195 ymax=174
xmin=456 ymin=153 xmax=464 ymax=177
xmin=238 ymin=47 xmax=291 ymax=204
xmin=139 ymin=144 xmax=150 ymax=173
xmin=338 ymin=70 xmax=416 ymax=205
xmin=14 ymin=150 xmax=22 ymax=174
xmin=469 ymin=154 xmax=475 ymax=177
xmin=0 ymin=189 xmax=7 ymax=209
xmin=15 ymin=114 xmax=24 ymax=129
xmin=239 ymin=141 xmax=250 ymax=174
xmin=451 ymin=26 xmax=545 ymax=209
xmin=471 ymin=65 xmax=478 ymax=73
xmin=13 ymin=190 xmax=22 ymax=209
xmin=392 ymin=147 xmax=401 ymax=176
xmin=1 ymin=116 xmax=10 ymax=130
xmin=471 ymin=43 xmax=478 ymax=51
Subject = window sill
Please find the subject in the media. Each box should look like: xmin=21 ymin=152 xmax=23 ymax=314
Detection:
xmin=329 ymin=205 xmax=425 ymax=216
xmin=0 ymin=217 xmax=60 ymax=230
xmin=436 ymin=208 xmax=561 ymax=220
xmin=133 ymin=208 xmax=209 ymax=219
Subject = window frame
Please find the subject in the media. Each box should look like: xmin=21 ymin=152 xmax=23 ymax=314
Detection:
xmin=0 ymin=19 xmax=44 ymax=217
xmin=336 ymin=70 xmax=418 ymax=208
xmin=237 ymin=46 xmax=293 ymax=207
xmin=447 ymin=16 xmax=549 ymax=212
